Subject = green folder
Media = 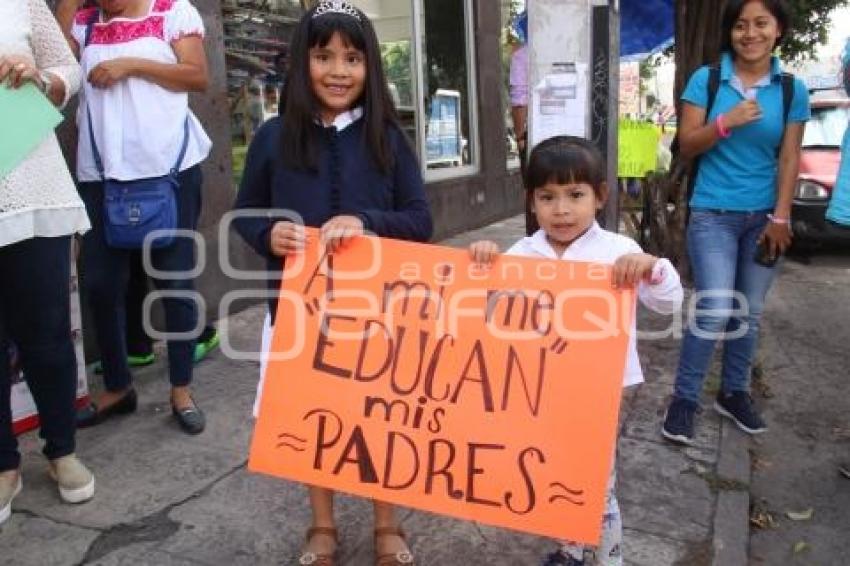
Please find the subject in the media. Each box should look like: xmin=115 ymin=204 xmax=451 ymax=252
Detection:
xmin=0 ymin=82 xmax=63 ymax=181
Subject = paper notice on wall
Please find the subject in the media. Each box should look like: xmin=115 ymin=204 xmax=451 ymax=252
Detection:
xmin=530 ymin=62 xmax=588 ymax=146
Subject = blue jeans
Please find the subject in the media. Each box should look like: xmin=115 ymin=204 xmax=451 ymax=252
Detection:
xmin=673 ymin=209 xmax=778 ymax=403
xmin=0 ymin=237 xmax=78 ymax=471
xmin=79 ymin=165 xmax=203 ymax=392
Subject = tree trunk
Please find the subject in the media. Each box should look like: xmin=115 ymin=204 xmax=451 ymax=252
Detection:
xmin=648 ymin=0 xmax=728 ymax=279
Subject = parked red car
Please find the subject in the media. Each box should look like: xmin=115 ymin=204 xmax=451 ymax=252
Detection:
xmin=791 ymin=95 xmax=850 ymax=244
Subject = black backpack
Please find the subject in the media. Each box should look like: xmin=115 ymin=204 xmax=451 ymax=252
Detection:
xmin=677 ymin=64 xmax=795 ymax=211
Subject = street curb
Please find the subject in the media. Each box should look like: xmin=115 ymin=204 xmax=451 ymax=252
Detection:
xmin=711 ymin=420 xmax=751 ymax=566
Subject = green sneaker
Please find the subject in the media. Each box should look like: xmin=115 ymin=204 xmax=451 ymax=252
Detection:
xmin=193 ymin=328 xmax=220 ymax=364
xmin=93 ymin=352 xmax=156 ymax=374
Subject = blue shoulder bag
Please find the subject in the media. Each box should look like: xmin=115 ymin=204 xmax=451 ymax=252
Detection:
xmin=84 ymin=11 xmax=186 ymax=249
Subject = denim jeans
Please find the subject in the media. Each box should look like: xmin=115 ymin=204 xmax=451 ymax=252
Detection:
xmin=0 ymin=236 xmax=78 ymax=471
xmin=79 ymin=165 xmax=203 ymax=392
xmin=673 ymin=209 xmax=778 ymax=403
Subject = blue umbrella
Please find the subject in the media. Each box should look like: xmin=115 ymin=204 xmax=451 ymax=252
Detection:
xmin=620 ymin=0 xmax=674 ymax=60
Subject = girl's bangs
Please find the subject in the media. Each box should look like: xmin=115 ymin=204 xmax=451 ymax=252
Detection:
xmin=310 ymin=14 xmax=367 ymax=51
xmin=528 ymin=144 xmax=604 ymax=190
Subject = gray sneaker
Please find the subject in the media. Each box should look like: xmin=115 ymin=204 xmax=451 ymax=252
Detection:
xmin=48 ymin=455 xmax=95 ymax=504
xmin=0 ymin=469 xmax=22 ymax=524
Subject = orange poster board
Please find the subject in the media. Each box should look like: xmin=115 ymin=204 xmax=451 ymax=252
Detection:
xmin=248 ymin=231 xmax=635 ymax=544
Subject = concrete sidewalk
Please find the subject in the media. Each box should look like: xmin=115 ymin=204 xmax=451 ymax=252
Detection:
xmin=2 ymin=216 xmax=750 ymax=566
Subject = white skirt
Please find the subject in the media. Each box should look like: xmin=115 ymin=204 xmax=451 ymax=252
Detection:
xmin=252 ymin=312 xmax=274 ymax=418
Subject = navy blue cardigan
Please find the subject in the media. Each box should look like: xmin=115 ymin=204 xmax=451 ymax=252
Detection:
xmin=232 ymin=117 xmax=433 ymax=320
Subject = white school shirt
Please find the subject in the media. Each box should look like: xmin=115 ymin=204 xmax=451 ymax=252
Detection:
xmin=70 ymin=0 xmax=211 ymax=182
xmin=505 ymin=222 xmax=683 ymax=387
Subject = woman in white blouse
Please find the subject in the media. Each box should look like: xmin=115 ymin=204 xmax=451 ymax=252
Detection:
xmin=57 ymin=0 xmax=211 ymax=435
xmin=0 ymin=0 xmax=95 ymax=525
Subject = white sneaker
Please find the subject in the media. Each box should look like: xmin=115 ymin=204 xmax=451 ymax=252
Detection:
xmin=0 ymin=469 xmax=22 ymax=524
xmin=48 ymin=454 xmax=94 ymax=504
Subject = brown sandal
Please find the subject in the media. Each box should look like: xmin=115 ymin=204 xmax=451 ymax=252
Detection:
xmin=374 ymin=526 xmax=415 ymax=566
xmin=298 ymin=526 xmax=338 ymax=565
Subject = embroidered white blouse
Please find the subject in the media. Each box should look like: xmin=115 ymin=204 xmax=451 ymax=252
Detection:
xmin=0 ymin=0 xmax=90 ymax=248
xmin=70 ymin=0 xmax=211 ymax=182
xmin=506 ymin=223 xmax=684 ymax=387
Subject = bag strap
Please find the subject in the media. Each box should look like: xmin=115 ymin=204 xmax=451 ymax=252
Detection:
xmin=83 ymin=9 xmax=190 ymax=181
xmin=775 ymin=71 xmax=795 ymax=157
xmin=705 ymin=64 xmax=721 ymax=118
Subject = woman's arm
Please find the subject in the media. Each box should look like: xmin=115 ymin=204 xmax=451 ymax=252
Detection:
xmin=55 ymin=0 xmax=85 ymax=57
xmin=678 ymin=99 xmax=762 ymax=159
xmin=28 ymin=0 xmax=82 ymax=107
xmin=87 ymin=36 xmax=208 ymax=92
xmin=677 ymin=102 xmax=716 ymax=159
xmin=760 ymin=121 xmax=805 ymax=254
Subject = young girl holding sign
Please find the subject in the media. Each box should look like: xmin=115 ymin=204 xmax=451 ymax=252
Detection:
xmin=469 ymin=136 xmax=683 ymax=566
xmin=232 ymin=2 xmax=432 ymax=564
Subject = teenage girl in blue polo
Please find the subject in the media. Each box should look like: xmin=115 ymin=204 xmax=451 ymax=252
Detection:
xmin=232 ymin=3 xmax=431 ymax=564
xmin=662 ymin=0 xmax=809 ymax=445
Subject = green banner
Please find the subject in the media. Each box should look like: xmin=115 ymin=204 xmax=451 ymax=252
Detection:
xmin=618 ymin=120 xmax=659 ymax=178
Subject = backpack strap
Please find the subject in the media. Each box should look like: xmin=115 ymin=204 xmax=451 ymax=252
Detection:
xmin=775 ymin=71 xmax=795 ymax=157
xmin=84 ymin=9 xmax=98 ymax=48
xmin=705 ymin=64 xmax=721 ymax=118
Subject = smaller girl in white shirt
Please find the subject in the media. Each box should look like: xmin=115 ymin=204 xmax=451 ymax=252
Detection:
xmin=469 ymin=135 xmax=683 ymax=566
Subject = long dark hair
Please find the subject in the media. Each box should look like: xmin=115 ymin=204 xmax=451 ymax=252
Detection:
xmin=281 ymin=3 xmax=399 ymax=174
xmin=721 ymin=0 xmax=789 ymax=55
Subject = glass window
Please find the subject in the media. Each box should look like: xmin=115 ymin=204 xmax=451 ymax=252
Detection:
xmin=803 ymin=105 xmax=850 ymax=148
xmin=417 ymin=0 xmax=478 ymax=178
xmin=354 ymin=0 xmax=478 ymax=179
xmin=222 ymin=0 xmax=304 ymax=186
xmin=349 ymin=1 xmax=418 ymax=147
xmin=502 ymin=0 xmax=526 ymax=170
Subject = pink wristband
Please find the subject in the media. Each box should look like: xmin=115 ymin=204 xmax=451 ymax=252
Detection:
xmin=767 ymin=213 xmax=790 ymax=225
xmin=715 ymin=114 xmax=731 ymax=138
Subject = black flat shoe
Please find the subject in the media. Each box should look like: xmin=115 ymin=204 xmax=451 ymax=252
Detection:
xmin=76 ymin=388 xmax=138 ymax=428
xmin=172 ymin=398 xmax=205 ymax=435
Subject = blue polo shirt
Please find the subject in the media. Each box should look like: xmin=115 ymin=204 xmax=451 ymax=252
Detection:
xmin=682 ymin=52 xmax=810 ymax=211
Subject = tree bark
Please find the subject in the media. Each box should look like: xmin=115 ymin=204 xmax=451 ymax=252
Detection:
xmin=648 ymin=0 xmax=728 ymax=280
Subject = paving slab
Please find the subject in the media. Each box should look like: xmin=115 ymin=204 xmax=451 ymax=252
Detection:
xmin=622 ymin=528 xmax=699 ymax=566
xmin=0 ymin=513 xmax=98 ymax=566
xmin=616 ymin=438 xmax=714 ymax=543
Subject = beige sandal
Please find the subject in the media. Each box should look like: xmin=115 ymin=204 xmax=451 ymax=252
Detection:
xmin=298 ymin=526 xmax=338 ymax=566
xmin=374 ymin=526 xmax=415 ymax=566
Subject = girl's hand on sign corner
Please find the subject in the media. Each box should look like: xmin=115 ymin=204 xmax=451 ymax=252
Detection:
xmin=468 ymin=240 xmax=500 ymax=266
xmin=612 ymin=253 xmax=657 ymax=288
xmin=270 ymin=221 xmax=308 ymax=257
xmin=725 ymin=99 xmax=762 ymax=128
xmin=321 ymin=215 xmax=364 ymax=254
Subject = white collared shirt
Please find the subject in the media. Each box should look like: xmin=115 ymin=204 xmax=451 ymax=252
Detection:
xmin=320 ymin=106 xmax=364 ymax=130
xmin=505 ymin=222 xmax=683 ymax=387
